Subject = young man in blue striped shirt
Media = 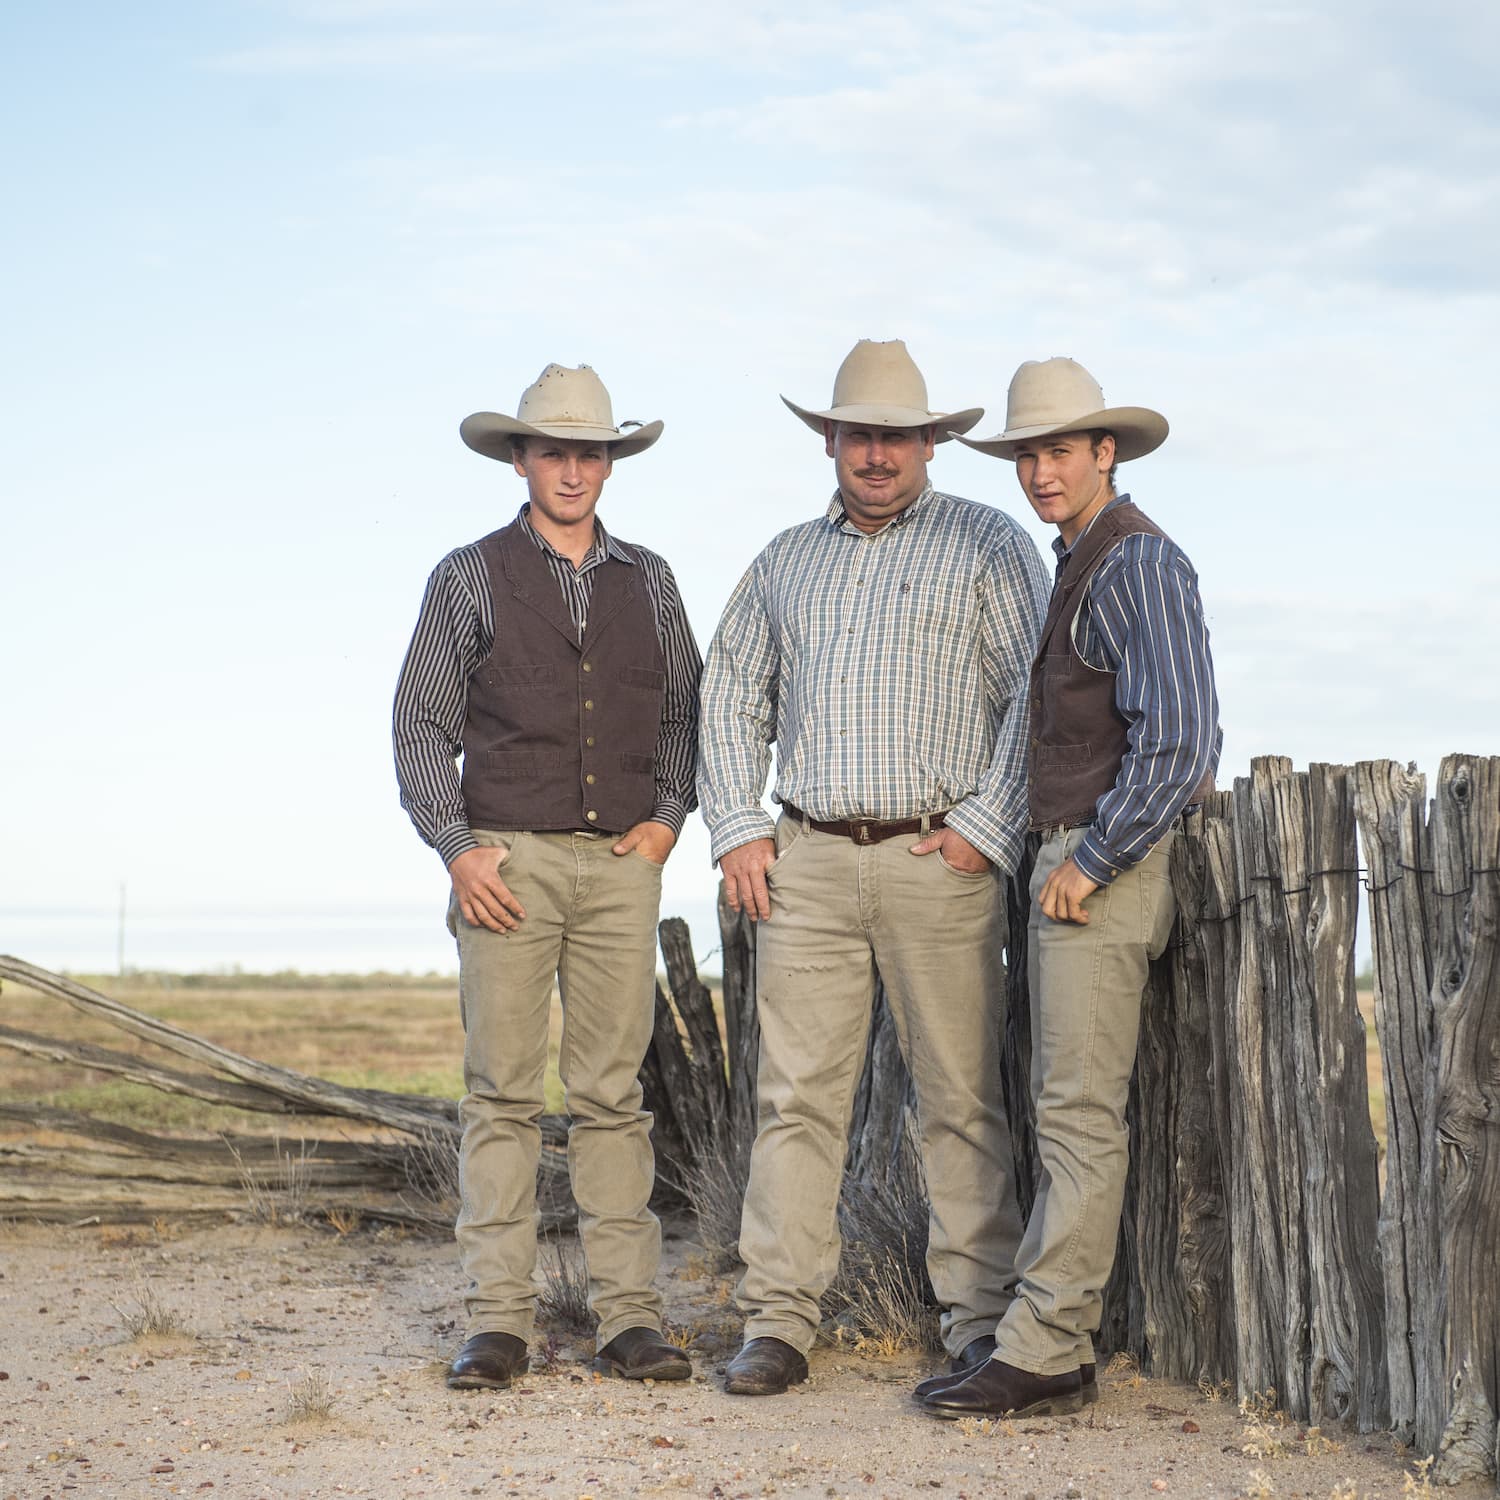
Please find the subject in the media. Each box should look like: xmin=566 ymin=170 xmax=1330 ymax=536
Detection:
xmin=698 ymin=339 xmax=1051 ymax=1396
xmin=920 ymin=357 xmax=1222 ymax=1420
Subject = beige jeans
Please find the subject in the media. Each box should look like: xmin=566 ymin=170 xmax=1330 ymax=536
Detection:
xmin=449 ymin=829 xmax=665 ymax=1348
xmin=992 ymin=824 xmax=1178 ymax=1375
xmin=736 ymin=815 xmax=1024 ymax=1356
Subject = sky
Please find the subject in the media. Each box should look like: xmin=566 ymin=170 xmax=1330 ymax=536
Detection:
xmin=3 ymin=0 xmax=1497 ymax=975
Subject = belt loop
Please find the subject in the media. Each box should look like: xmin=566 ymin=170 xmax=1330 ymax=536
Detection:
xmin=800 ymin=806 xmax=809 ymax=834
xmin=919 ymin=811 xmax=931 ymax=836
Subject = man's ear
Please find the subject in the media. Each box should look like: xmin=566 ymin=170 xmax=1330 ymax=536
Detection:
xmin=823 ymin=420 xmax=837 ymax=459
xmin=1093 ymin=432 xmax=1116 ymax=472
xmin=511 ymin=439 xmax=528 ymax=479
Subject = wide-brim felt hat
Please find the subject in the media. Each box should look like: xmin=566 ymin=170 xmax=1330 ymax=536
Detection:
xmin=461 ymin=363 xmax=663 ymax=462
xmin=954 ymin=357 xmax=1167 ymax=463
xmin=782 ymin=338 xmax=982 ymax=442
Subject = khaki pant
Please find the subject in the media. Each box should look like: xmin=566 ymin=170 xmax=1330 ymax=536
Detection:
xmin=449 ymin=829 xmax=665 ymax=1348
xmin=992 ymin=825 xmax=1178 ymax=1375
xmin=736 ymin=815 xmax=1024 ymax=1356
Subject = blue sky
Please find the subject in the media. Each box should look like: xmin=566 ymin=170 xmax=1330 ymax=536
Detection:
xmin=3 ymin=1 xmax=1496 ymax=973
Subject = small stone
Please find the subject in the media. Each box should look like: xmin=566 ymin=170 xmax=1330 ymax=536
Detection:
xmin=1181 ymin=1420 xmax=1199 ymax=1434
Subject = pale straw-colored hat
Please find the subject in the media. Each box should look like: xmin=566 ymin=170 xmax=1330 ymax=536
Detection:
xmin=955 ymin=357 xmax=1167 ymax=462
xmin=782 ymin=339 xmax=982 ymax=442
xmin=461 ymin=363 xmax=663 ymax=462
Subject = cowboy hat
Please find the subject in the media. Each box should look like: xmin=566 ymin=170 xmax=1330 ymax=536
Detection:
xmin=954 ymin=357 xmax=1167 ymax=462
xmin=782 ymin=339 xmax=982 ymax=442
xmin=461 ymin=363 xmax=663 ymax=462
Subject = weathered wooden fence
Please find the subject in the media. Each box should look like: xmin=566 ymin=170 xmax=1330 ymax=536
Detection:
xmin=702 ymin=754 xmax=1498 ymax=1482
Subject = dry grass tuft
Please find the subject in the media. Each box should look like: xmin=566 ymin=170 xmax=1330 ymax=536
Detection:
xmin=1403 ymin=1455 xmax=1435 ymax=1497
xmin=1239 ymin=1389 xmax=1293 ymax=1462
xmin=282 ymin=1368 xmax=336 ymax=1425
xmin=114 ymin=1279 xmax=190 ymax=1341
xmin=822 ymin=1135 xmax=942 ymax=1357
xmin=1198 ymin=1374 xmax=1233 ymax=1403
xmin=396 ymin=1124 xmax=461 ymax=1229
xmin=537 ymin=1231 xmax=592 ymax=1334
xmin=1106 ymin=1350 xmax=1144 ymax=1390
xmin=1302 ymin=1426 xmax=1345 ymax=1456
xmin=661 ymin=1318 xmax=695 ymax=1351
xmin=228 ymin=1139 xmax=315 ymax=1225
xmin=1243 ymin=1471 xmax=1276 ymax=1500
xmin=675 ymin=1117 xmax=752 ymax=1274
xmin=325 ymin=1207 xmax=361 ymax=1237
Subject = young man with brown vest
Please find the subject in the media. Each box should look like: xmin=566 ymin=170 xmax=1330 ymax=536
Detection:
xmin=919 ymin=357 xmax=1221 ymax=1419
xmin=393 ymin=364 xmax=702 ymax=1390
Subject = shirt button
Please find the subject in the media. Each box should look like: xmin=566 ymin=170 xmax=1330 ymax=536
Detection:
xmin=586 ymin=736 xmax=595 ymax=747
xmin=585 ymin=774 xmax=596 ymax=785
xmin=582 ymin=661 xmax=593 ymax=672
xmin=586 ymin=810 xmax=598 ymax=822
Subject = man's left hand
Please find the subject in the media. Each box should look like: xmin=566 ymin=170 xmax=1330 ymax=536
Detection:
xmin=1038 ymin=855 xmax=1100 ymax=924
xmin=613 ymin=820 xmax=678 ymax=865
xmin=909 ymin=826 xmax=991 ymax=873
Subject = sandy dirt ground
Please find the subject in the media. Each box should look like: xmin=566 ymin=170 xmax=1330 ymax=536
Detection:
xmin=0 ymin=1217 xmax=1480 ymax=1500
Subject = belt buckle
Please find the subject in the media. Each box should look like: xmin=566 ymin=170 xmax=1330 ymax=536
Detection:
xmin=850 ymin=818 xmax=879 ymax=844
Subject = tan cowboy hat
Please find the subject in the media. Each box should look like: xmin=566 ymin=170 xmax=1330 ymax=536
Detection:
xmin=782 ymin=339 xmax=982 ymax=442
xmin=461 ymin=363 xmax=663 ymax=462
xmin=954 ymin=357 xmax=1168 ymax=462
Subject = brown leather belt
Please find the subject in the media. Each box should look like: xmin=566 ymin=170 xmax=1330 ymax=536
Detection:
xmin=781 ymin=802 xmax=948 ymax=846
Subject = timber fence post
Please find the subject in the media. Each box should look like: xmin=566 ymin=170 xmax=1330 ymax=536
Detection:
xmin=1353 ymin=758 xmax=1435 ymax=1447
xmin=1425 ymin=754 xmax=1500 ymax=1485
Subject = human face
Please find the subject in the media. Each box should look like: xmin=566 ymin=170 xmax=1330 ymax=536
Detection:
xmin=825 ymin=421 xmax=934 ymax=533
xmin=512 ymin=436 xmax=612 ymax=539
xmin=1012 ymin=430 xmax=1115 ymax=546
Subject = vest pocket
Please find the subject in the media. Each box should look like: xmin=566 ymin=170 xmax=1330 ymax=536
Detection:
xmin=618 ymin=666 xmax=666 ymax=691
xmin=620 ymin=753 xmax=654 ymax=774
xmin=483 ymin=751 xmax=543 ymax=775
xmin=487 ymin=663 xmax=557 ymax=689
xmin=1036 ymin=742 xmax=1093 ymax=767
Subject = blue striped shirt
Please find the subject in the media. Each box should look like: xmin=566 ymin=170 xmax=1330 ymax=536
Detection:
xmin=1061 ymin=494 xmax=1222 ymax=886
xmin=697 ymin=485 xmax=1050 ymax=874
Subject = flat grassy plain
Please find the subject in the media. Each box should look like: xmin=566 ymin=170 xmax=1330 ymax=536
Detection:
xmin=2 ymin=969 xmax=1387 ymax=1159
xmin=0 ymin=971 xmax=572 ymax=1130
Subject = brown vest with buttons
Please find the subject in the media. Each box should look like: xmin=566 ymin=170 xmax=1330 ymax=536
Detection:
xmin=1028 ymin=499 xmax=1214 ymax=831
xmin=460 ymin=521 xmax=666 ymax=835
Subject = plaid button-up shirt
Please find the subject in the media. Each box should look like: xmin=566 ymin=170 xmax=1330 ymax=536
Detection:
xmin=697 ymin=485 xmax=1050 ymax=874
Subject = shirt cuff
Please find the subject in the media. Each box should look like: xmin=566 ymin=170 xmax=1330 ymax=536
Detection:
xmin=1072 ymin=829 xmax=1132 ymax=887
xmin=650 ymin=798 xmax=689 ymax=838
xmin=707 ymin=808 xmax=778 ymax=866
xmin=943 ymin=799 xmax=1020 ymax=877
xmin=436 ymin=823 xmax=478 ymax=868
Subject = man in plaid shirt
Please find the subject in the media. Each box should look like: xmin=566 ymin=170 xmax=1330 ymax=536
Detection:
xmin=698 ymin=339 xmax=1050 ymax=1396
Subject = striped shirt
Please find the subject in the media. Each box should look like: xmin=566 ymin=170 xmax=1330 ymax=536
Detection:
xmin=393 ymin=505 xmax=703 ymax=868
xmin=1061 ymin=494 xmax=1222 ymax=886
xmin=697 ymin=485 xmax=1051 ymax=874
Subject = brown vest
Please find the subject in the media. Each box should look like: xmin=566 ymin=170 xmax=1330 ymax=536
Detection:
xmin=1028 ymin=500 xmax=1213 ymax=831
xmin=460 ymin=521 xmax=666 ymax=835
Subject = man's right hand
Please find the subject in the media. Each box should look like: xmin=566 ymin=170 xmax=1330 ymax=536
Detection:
xmin=449 ymin=846 xmax=527 ymax=932
xmin=718 ymin=837 xmax=778 ymax=923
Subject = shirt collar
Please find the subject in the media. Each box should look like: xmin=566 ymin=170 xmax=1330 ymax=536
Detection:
xmin=1051 ymin=491 xmax=1131 ymax=563
xmin=825 ymin=482 xmax=935 ymax=535
xmin=517 ymin=504 xmax=636 ymax=567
